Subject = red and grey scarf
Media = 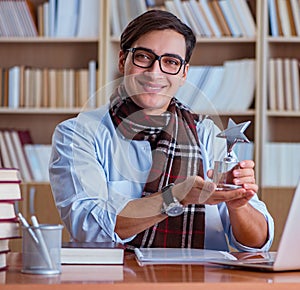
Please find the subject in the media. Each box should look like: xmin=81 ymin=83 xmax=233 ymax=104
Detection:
xmin=109 ymin=85 xmax=205 ymax=248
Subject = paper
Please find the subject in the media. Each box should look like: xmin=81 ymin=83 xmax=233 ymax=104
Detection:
xmin=134 ymin=248 xmax=237 ymax=266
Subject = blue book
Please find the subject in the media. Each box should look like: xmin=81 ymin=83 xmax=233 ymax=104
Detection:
xmin=268 ymin=0 xmax=279 ymax=36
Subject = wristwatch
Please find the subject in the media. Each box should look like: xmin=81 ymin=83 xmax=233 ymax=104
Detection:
xmin=161 ymin=183 xmax=184 ymax=217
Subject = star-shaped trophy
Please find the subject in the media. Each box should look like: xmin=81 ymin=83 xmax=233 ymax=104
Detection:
xmin=213 ymin=118 xmax=251 ymax=191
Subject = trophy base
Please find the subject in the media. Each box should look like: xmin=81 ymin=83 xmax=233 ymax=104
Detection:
xmin=215 ymin=184 xmax=242 ymax=191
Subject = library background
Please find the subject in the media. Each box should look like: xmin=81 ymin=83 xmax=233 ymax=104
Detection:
xmin=0 ymin=0 xmax=300 ymax=251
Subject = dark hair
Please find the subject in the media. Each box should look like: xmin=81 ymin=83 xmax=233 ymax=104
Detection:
xmin=120 ymin=9 xmax=196 ymax=63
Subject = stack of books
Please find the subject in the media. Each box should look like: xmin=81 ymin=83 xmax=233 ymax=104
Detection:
xmin=0 ymin=168 xmax=22 ymax=271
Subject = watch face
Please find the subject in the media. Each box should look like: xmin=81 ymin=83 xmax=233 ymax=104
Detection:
xmin=166 ymin=203 xmax=184 ymax=217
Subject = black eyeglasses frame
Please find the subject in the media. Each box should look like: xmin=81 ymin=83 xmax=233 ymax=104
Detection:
xmin=126 ymin=47 xmax=187 ymax=75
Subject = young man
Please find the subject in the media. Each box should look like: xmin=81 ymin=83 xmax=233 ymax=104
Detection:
xmin=49 ymin=10 xmax=274 ymax=251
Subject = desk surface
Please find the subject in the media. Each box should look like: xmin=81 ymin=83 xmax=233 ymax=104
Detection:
xmin=2 ymin=252 xmax=300 ymax=290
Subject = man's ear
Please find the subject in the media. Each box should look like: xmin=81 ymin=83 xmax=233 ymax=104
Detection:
xmin=118 ymin=50 xmax=126 ymax=74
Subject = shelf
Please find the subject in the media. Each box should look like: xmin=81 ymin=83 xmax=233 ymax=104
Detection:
xmin=267 ymin=111 xmax=300 ymax=117
xmin=200 ymin=110 xmax=255 ymax=116
xmin=110 ymin=35 xmax=256 ymax=43
xmin=267 ymin=37 xmax=300 ymax=43
xmin=0 ymin=108 xmax=86 ymax=114
xmin=0 ymin=37 xmax=98 ymax=43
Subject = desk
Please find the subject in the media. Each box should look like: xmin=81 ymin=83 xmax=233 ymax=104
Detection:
xmin=1 ymin=252 xmax=300 ymax=290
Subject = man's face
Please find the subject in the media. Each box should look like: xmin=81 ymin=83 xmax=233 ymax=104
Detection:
xmin=119 ymin=29 xmax=189 ymax=115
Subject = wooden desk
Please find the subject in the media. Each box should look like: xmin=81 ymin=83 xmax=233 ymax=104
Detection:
xmin=2 ymin=252 xmax=300 ymax=290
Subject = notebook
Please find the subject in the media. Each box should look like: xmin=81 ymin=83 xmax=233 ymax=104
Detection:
xmin=210 ymin=179 xmax=300 ymax=272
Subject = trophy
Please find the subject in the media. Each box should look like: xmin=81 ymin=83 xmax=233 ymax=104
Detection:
xmin=213 ymin=118 xmax=251 ymax=191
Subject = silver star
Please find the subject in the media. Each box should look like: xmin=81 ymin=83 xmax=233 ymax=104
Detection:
xmin=217 ymin=118 xmax=251 ymax=156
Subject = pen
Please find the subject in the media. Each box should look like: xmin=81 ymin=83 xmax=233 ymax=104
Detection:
xmin=17 ymin=213 xmax=39 ymax=244
xmin=31 ymin=215 xmax=54 ymax=269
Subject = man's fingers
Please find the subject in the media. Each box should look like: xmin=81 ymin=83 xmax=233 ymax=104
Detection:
xmin=198 ymin=181 xmax=216 ymax=203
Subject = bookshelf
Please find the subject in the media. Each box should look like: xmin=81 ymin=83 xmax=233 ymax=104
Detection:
xmin=0 ymin=0 xmax=102 ymax=250
xmin=259 ymin=0 xmax=300 ymax=250
xmin=2 ymin=0 xmax=300 ymax=250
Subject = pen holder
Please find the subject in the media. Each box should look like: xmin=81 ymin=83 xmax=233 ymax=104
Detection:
xmin=21 ymin=224 xmax=63 ymax=275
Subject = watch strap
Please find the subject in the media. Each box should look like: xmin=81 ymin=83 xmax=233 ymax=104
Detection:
xmin=162 ymin=183 xmax=175 ymax=205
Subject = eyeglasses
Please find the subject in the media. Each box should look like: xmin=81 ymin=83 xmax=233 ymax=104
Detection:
xmin=126 ymin=47 xmax=186 ymax=75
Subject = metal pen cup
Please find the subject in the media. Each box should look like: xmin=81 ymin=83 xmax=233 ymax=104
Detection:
xmin=21 ymin=224 xmax=63 ymax=275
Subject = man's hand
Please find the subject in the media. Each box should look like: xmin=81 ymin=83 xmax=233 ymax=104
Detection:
xmin=207 ymin=160 xmax=257 ymax=209
xmin=173 ymin=160 xmax=257 ymax=208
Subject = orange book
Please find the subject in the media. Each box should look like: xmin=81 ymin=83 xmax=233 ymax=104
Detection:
xmin=286 ymin=0 xmax=297 ymax=36
xmin=25 ymin=0 xmax=38 ymax=33
xmin=37 ymin=3 xmax=44 ymax=36
xmin=210 ymin=1 xmax=231 ymax=36
xmin=275 ymin=0 xmax=283 ymax=36
xmin=19 ymin=66 xmax=25 ymax=107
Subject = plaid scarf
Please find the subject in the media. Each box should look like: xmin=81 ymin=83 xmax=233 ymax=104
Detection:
xmin=109 ymin=85 xmax=205 ymax=248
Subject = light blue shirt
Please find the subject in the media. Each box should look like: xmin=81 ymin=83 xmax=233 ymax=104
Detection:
xmin=49 ymin=104 xmax=274 ymax=252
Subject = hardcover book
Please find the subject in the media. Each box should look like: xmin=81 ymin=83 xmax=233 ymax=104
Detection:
xmin=0 ymin=182 xmax=22 ymax=201
xmin=61 ymin=242 xmax=125 ymax=265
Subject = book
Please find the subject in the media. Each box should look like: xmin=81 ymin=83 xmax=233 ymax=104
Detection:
xmin=188 ymin=0 xmax=211 ymax=37
xmin=283 ymin=58 xmax=293 ymax=111
xmin=2 ymin=130 xmax=21 ymax=171
xmin=110 ymin=0 xmax=122 ymax=36
xmin=8 ymin=66 xmax=20 ymax=108
xmin=164 ymin=1 xmax=180 ymax=19
xmin=210 ymin=0 xmax=232 ymax=36
xmin=290 ymin=0 xmax=300 ymax=36
xmin=275 ymin=0 xmax=283 ymax=36
xmin=0 ymin=239 xmax=9 ymax=253
xmin=173 ymin=0 xmax=188 ymax=25
xmin=286 ymin=0 xmax=297 ymax=36
xmin=227 ymin=0 xmax=247 ymax=37
xmin=277 ymin=0 xmax=292 ymax=37
xmin=0 ymin=168 xmax=21 ymax=182
xmin=218 ymin=0 xmax=242 ymax=37
xmin=231 ymin=0 xmax=256 ymax=37
xmin=23 ymin=144 xmax=46 ymax=182
xmin=61 ymin=242 xmax=125 ymax=265
xmin=10 ymin=130 xmax=33 ymax=182
xmin=76 ymin=0 xmax=99 ymax=38
xmin=0 ymin=182 xmax=22 ymax=201
xmin=0 ymin=220 xmax=20 ymax=239
xmin=88 ymin=60 xmax=97 ymax=108
xmin=134 ymin=248 xmax=236 ymax=266
xmin=268 ymin=0 xmax=279 ymax=36
xmin=0 ymin=252 xmax=8 ymax=271
xmin=55 ymin=0 xmax=79 ymax=37
xmin=199 ymin=0 xmax=222 ymax=37
xmin=0 ymin=131 xmax=12 ymax=168
xmin=291 ymin=58 xmax=300 ymax=111
xmin=181 ymin=1 xmax=203 ymax=37
xmin=275 ymin=58 xmax=285 ymax=110
xmin=268 ymin=58 xmax=277 ymax=110
xmin=0 ymin=202 xmax=17 ymax=221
